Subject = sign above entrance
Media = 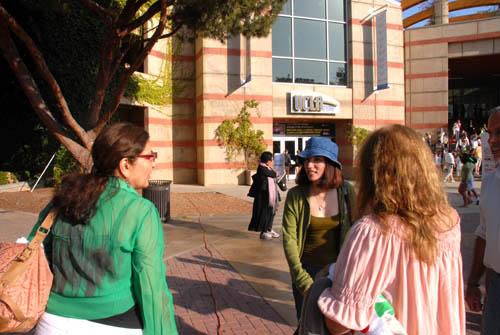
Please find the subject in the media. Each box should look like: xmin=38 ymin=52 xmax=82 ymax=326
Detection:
xmin=290 ymin=91 xmax=340 ymax=115
xmin=285 ymin=123 xmax=335 ymax=137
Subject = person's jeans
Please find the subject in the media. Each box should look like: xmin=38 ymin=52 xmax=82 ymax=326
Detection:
xmin=292 ymin=264 xmax=324 ymax=321
xmin=483 ymin=270 xmax=500 ymax=335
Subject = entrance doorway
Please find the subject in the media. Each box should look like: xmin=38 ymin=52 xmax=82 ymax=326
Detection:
xmin=449 ymin=55 xmax=500 ymax=135
xmin=273 ymin=137 xmax=310 ymax=180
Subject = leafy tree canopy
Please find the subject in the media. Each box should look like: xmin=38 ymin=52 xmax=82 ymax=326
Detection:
xmin=0 ymin=0 xmax=286 ymax=170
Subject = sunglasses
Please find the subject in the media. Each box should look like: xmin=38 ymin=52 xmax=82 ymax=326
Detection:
xmin=137 ymin=151 xmax=158 ymax=161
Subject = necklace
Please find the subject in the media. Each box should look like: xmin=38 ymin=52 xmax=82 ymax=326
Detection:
xmin=312 ymin=193 xmax=326 ymax=211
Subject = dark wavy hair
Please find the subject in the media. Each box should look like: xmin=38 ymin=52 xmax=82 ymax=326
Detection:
xmin=295 ymin=158 xmax=343 ymax=189
xmin=260 ymin=151 xmax=273 ymax=163
xmin=52 ymin=123 xmax=149 ymax=225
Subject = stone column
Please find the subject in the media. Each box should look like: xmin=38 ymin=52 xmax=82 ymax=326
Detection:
xmin=434 ymin=0 xmax=449 ymax=25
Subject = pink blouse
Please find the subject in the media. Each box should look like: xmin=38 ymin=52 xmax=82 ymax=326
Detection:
xmin=317 ymin=212 xmax=465 ymax=335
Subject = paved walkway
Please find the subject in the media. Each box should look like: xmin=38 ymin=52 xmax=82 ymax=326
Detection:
xmin=0 ymin=179 xmax=485 ymax=334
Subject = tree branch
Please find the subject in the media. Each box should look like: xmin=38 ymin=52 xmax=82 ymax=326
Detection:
xmin=0 ymin=22 xmax=91 ymax=167
xmin=0 ymin=5 xmax=93 ymax=150
xmin=158 ymin=24 xmax=183 ymax=40
xmin=87 ymin=0 xmax=140 ymax=128
xmin=78 ymin=0 xmax=118 ymax=24
xmin=118 ymin=1 xmax=162 ymax=38
xmin=93 ymin=0 xmax=169 ymax=135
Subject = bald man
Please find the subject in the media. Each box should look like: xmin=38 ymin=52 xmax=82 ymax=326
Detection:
xmin=466 ymin=107 xmax=500 ymax=334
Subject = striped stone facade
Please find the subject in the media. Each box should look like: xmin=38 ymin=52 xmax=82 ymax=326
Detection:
xmin=405 ymin=16 xmax=500 ymax=134
xmin=121 ymin=2 xmax=500 ymax=185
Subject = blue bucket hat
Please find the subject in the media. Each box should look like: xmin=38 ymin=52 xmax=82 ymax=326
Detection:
xmin=298 ymin=137 xmax=342 ymax=169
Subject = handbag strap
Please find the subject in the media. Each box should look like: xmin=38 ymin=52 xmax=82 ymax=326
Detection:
xmin=17 ymin=209 xmax=57 ymax=262
xmin=0 ymin=210 xmax=56 ymax=321
xmin=0 ymin=209 xmax=56 ymax=288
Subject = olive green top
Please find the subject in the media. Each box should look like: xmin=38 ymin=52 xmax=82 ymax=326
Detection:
xmin=301 ymin=214 xmax=340 ymax=267
xmin=29 ymin=177 xmax=177 ymax=335
xmin=282 ymin=183 xmax=356 ymax=294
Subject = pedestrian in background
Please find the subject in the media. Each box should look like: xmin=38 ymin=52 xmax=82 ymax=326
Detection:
xmin=284 ymin=149 xmax=292 ymax=181
xmin=473 ymin=142 xmax=482 ymax=176
xmin=455 ymin=151 xmax=463 ymax=178
xmin=453 ymin=120 xmax=462 ymax=149
xmin=248 ymin=151 xmax=280 ymax=240
xmin=458 ymin=153 xmax=479 ymax=207
xmin=282 ymin=137 xmax=355 ymax=331
xmin=318 ymin=125 xmax=465 ymax=335
xmin=30 ymin=123 xmax=177 ymax=335
xmin=444 ymin=149 xmax=456 ymax=183
xmin=466 ymin=109 xmax=500 ymax=335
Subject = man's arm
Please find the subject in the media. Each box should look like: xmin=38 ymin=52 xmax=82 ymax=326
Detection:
xmin=465 ymin=236 xmax=486 ymax=311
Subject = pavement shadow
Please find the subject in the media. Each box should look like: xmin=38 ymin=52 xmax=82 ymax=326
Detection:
xmin=165 ymin=217 xmax=255 ymax=240
xmin=166 ymin=275 xmax=292 ymax=328
xmin=175 ymin=254 xmax=292 ymax=287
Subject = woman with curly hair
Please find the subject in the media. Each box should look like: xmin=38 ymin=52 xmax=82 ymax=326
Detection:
xmin=317 ymin=125 xmax=465 ymax=335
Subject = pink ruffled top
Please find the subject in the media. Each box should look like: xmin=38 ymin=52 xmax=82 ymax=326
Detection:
xmin=317 ymin=212 xmax=465 ymax=335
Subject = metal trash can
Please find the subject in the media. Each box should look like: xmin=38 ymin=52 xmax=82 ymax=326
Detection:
xmin=143 ymin=180 xmax=172 ymax=222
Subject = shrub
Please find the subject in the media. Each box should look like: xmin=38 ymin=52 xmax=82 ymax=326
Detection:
xmin=53 ymin=146 xmax=83 ymax=184
xmin=0 ymin=171 xmax=19 ymax=185
xmin=214 ymin=100 xmax=266 ymax=170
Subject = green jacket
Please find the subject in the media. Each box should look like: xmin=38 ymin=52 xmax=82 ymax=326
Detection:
xmin=29 ymin=178 xmax=177 ymax=335
xmin=282 ymin=182 xmax=356 ymax=294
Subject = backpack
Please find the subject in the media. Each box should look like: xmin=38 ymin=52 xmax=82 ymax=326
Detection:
xmin=0 ymin=210 xmax=55 ymax=332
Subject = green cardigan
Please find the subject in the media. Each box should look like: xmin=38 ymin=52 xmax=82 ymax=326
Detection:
xmin=282 ymin=182 xmax=356 ymax=294
xmin=29 ymin=178 xmax=177 ymax=335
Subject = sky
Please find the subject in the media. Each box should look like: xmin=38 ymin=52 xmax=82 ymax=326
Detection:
xmin=401 ymin=0 xmax=499 ymax=28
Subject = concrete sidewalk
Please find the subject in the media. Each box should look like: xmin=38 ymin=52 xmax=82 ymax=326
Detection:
xmin=0 ymin=179 xmax=484 ymax=334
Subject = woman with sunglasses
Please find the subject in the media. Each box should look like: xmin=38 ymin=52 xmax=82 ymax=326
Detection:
xmin=30 ymin=122 xmax=177 ymax=335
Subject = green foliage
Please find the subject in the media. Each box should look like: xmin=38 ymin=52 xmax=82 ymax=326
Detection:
xmin=170 ymin=0 xmax=287 ymax=41
xmin=125 ymin=37 xmax=190 ymax=106
xmin=0 ymin=172 xmax=19 ymax=185
xmin=214 ymin=100 xmax=266 ymax=169
xmin=53 ymin=145 xmax=83 ymax=184
xmin=345 ymin=123 xmax=371 ymax=148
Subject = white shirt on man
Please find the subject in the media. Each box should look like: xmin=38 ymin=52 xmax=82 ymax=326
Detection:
xmin=476 ymin=166 xmax=500 ymax=273
xmin=445 ymin=152 xmax=455 ymax=165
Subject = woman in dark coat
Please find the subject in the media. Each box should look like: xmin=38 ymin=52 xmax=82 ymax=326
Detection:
xmin=248 ymin=151 xmax=280 ymax=240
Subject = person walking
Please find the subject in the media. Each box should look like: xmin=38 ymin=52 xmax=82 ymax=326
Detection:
xmin=466 ymin=108 xmax=500 ymax=335
xmin=473 ymin=142 xmax=482 ymax=176
xmin=317 ymin=125 xmax=465 ymax=335
xmin=30 ymin=123 xmax=177 ymax=335
xmin=282 ymin=137 xmax=355 ymax=330
xmin=453 ymin=120 xmax=462 ymax=150
xmin=248 ymin=151 xmax=280 ymax=240
xmin=458 ymin=153 xmax=479 ymax=207
xmin=284 ymin=149 xmax=292 ymax=181
xmin=444 ymin=149 xmax=455 ymax=182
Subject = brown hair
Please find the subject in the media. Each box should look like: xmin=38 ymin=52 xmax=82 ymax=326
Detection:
xmin=52 ymin=123 xmax=149 ymax=225
xmin=356 ymin=125 xmax=454 ymax=264
xmin=296 ymin=159 xmax=343 ymax=189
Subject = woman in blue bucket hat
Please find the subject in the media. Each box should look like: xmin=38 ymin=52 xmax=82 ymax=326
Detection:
xmin=281 ymin=137 xmax=356 ymax=330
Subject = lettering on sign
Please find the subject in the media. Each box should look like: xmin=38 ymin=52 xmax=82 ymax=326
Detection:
xmin=293 ymin=95 xmax=324 ymax=112
xmin=289 ymin=91 xmax=340 ymax=115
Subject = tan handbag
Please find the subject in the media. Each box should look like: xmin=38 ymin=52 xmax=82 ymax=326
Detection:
xmin=0 ymin=210 xmax=56 ymax=333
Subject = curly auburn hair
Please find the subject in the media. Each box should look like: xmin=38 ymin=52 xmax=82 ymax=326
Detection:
xmin=52 ymin=122 xmax=149 ymax=225
xmin=356 ymin=125 xmax=455 ymax=264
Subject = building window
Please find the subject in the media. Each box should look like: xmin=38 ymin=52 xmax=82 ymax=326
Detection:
xmin=272 ymin=0 xmax=347 ymax=86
